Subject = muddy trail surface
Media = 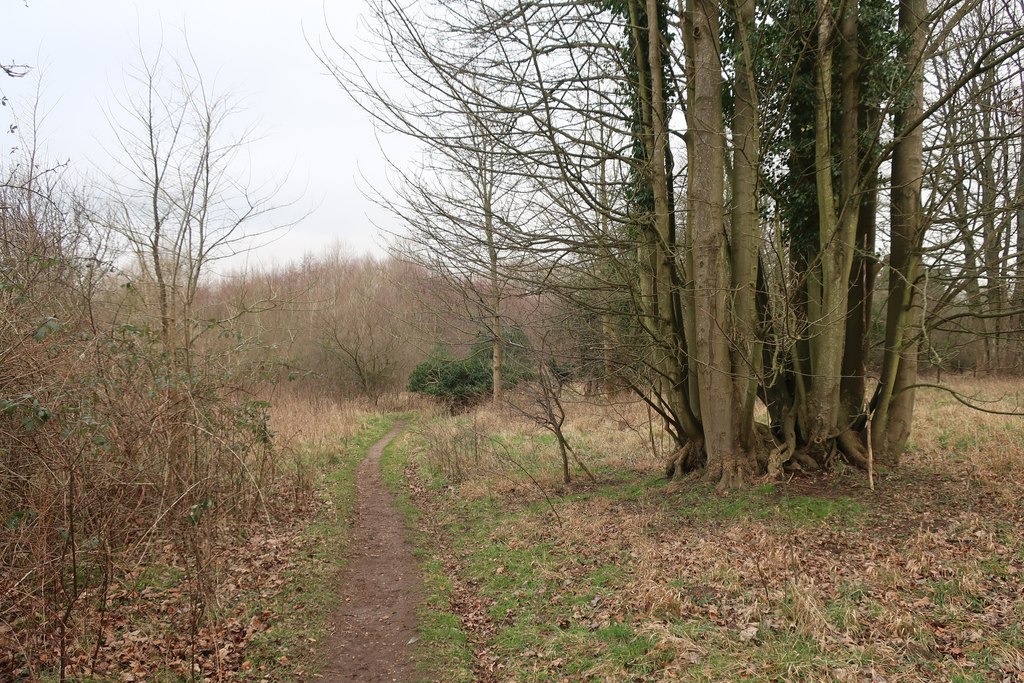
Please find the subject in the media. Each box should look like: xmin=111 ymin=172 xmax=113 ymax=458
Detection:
xmin=318 ymin=423 xmax=423 ymax=682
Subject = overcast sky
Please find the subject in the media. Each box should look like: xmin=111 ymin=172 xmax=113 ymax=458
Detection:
xmin=1 ymin=0 xmax=398 ymax=270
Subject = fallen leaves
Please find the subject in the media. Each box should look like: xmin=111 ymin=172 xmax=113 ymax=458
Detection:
xmin=403 ymin=422 xmax=1024 ymax=682
xmin=1 ymin=488 xmax=329 ymax=680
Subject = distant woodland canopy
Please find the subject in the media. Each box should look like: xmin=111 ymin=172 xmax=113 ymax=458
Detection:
xmin=323 ymin=0 xmax=1024 ymax=486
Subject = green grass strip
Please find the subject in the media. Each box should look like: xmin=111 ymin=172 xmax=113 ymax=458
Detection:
xmin=380 ymin=423 xmax=475 ymax=683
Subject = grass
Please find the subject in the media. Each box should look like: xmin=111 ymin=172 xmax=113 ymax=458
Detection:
xmin=382 ymin=381 xmax=1024 ymax=682
xmin=672 ymin=485 xmax=867 ymax=527
xmin=128 ymin=564 xmax=185 ymax=591
xmin=380 ymin=424 xmax=476 ymax=683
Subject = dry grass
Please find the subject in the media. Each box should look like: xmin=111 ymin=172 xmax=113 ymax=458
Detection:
xmin=416 ymin=379 xmax=1024 ymax=498
xmin=269 ymin=389 xmax=438 ymax=448
xmin=401 ymin=377 xmax=1024 ymax=682
xmin=413 ymin=391 xmax=661 ymax=501
xmin=906 ymin=376 xmax=1024 ymax=483
xmin=269 ymin=393 xmax=377 ymax=449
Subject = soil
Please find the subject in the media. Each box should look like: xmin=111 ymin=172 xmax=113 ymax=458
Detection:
xmin=317 ymin=423 xmax=422 ymax=682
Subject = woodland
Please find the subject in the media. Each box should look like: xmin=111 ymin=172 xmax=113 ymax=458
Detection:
xmin=2 ymin=0 xmax=1024 ymax=680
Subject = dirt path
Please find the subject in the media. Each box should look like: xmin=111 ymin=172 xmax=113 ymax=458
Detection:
xmin=318 ymin=423 xmax=422 ymax=682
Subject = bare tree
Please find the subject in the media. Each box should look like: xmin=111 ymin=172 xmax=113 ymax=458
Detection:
xmin=334 ymin=0 xmax=1024 ymax=485
xmin=319 ymin=10 xmax=539 ymax=404
xmin=313 ymin=253 xmax=410 ymax=401
xmin=104 ymin=47 xmax=287 ymax=366
xmin=922 ymin=0 xmax=1024 ymax=375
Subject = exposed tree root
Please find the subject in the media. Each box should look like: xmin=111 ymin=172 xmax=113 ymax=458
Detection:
xmin=665 ymin=416 xmax=875 ymax=487
xmin=664 ymin=439 xmax=707 ymax=480
xmin=792 ymin=448 xmax=820 ymax=471
xmin=836 ymin=429 xmax=870 ymax=469
xmin=766 ymin=408 xmax=798 ymax=479
xmin=709 ymin=459 xmax=752 ymax=490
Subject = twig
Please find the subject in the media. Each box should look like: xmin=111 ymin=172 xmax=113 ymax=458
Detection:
xmin=493 ymin=439 xmax=563 ymax=528
xmin=866 ymin=419 xmax=875 ymax=491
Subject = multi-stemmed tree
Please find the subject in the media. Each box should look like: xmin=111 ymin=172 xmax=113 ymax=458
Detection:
xmin=336 ymin=0 xmax=1023 ymax=485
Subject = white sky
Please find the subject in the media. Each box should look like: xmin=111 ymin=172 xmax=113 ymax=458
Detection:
xmin=1 ymin=0 xmax=398 ymax=270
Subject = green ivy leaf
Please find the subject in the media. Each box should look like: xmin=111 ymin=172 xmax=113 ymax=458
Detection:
xmin=186 ymin=498 xmax=214 ymax=526
xmin=5 ymin=509 xmax=38 ymax=530
xmin=33 ymin=317 xmax=62 ymax=342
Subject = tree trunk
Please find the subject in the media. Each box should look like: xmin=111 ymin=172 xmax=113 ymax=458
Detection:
xmin=685 ymin=0 xmax=748 ymax=486
xmin=837 ymin=0 xmax=869 ymax=431
xmin=729 ymin=0 xmax=762 ymax=452
xmin=484 ymin=189 xmax=503 ymax=404
xmin=872 ymin=0 xmax=927 ymax=465
xmin=630 ymin=0 xmax=701 ymax=442
xmin=806 ymin=0 xmax=860 ymax=448
xmin=1014 ymin=126 xmax=1024 ymax=371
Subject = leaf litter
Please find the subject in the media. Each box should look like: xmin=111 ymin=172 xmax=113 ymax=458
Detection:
xmin=399 ymin=439 xmax=1024 ymax=682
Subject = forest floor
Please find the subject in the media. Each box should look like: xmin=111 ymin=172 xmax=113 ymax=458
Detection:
xmin=14 ymin=381 xmax=1022 ymax=681
xmin=379 ymin=378 xmax=1024 ymax=682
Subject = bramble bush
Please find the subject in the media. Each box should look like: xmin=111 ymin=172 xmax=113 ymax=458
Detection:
xmin=0 ymin=163 xmax=297 ymax=680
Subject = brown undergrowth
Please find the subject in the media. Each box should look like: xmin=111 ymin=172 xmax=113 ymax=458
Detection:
xmin=1 ymin=389 xmax=391 ymax=681
xmin=399 ymin=382 xmax=1024 ymax=681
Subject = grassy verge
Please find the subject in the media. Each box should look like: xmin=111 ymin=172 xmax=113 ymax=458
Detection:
xmin=380 ymin=426 xmax=476 ymax=683
xmin=237 ymin=414 xmax=395 ymax=680
xmin=389 ymin=402 xmax=1024 ymax=682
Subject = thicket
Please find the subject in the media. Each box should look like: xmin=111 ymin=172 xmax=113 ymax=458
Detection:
xmin=408 ymin=353 xmax=493 ymax=412
xmin=0 ymin=153 xmax=307 ymax=679
xmin=234 ymin=250 xmax=429 ymax=402
xmin=0 ymin=48 xmax=322 ymax=674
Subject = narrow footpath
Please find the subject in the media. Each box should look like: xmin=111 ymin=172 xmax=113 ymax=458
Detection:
xmin=318 ymin=423 xmax=421 ymax=682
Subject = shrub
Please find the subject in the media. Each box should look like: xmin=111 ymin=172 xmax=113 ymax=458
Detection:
xmin=408 ymin=355 xmax=492 ymax=412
